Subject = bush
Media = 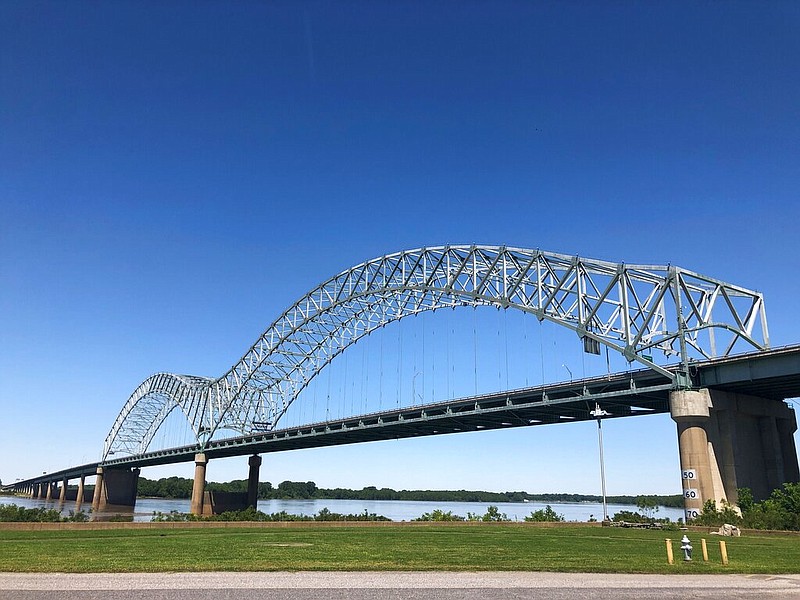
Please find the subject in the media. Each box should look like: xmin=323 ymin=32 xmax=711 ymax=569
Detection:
xmin=0 ymin=504 xmax=63 ymax=522
xmin=151 ymin=510 xmax=205 ymax=522
xmin=150 ymin=507 xmax=390 ymax=522
xmin=524 ymin=505 xmax=565 ymax=522
xmin=611 ymin=510 xmax=648 ymax=523
xmin=466 ymin=505 xmax=510 ymax=522
xmin=738 ymin=484 xmax=800 ymax=531
xmin=414 ymin=509 xmax=466 ymax=522
xmin=691 ymin=499 xmax=743 ymax=527
xmin=690 ymin=485 xmax=800 ymax=531
xmin=0 ymin=505 xmax=91 ymax=523
xmin=65 ymin=510 xmax=89 ymax=522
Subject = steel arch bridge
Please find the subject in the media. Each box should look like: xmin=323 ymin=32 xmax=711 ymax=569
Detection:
xmin=103 ymin=245 xmax=769 ymax=460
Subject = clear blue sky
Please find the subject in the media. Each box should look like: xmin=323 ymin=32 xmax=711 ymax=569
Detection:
xmin=1 ymin=1 xmax=799 ymax=495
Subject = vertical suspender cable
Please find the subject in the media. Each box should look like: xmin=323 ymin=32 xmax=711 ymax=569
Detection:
xmin=326 ymin=351 xmax=332 ymax=421
xmin=421 ymin=307 xmax=426 ymax=404
xmin=523 ymin=312 xmax=530 ymax=387
xmin=431 ymin=309 xmax=436 ymax=403
xmin=447 ymin=307 xmax=453 ymax=399
xmin=495 ymin=306 xmax=503 ymax=390
xmin=361 ymin=333 xmax=367 ymax=415
xmin=339 ymin=340 xmax=346 ymax=417
xmin=473 ymin=305 xmax=478 ymax=395
xmin=539 ymin=318 xmax=546 ymax=386
xmin=397 ymin=317 xmax=402 ymax=408
xmin=504 ymin=307 xmax=510 ymax=390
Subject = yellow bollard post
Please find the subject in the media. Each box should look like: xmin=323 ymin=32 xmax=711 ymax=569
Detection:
xmin=665 ymin=539 xmax=674 ymax=565
xmin=719 ymin=540 xmax=729 ymax=565
xmin=701 ymin=538 xmax=708 ymax=562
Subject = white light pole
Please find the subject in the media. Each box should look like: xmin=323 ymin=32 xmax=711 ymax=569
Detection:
xmin=590 ymin=402 xmax=610 ymax=521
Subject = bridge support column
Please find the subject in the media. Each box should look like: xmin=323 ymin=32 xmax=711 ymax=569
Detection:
xmin=59 ymin=477 xmax=68 ymax=504
xmin=777 ymin=417 xmax=800 ymax=483
xmin=75 ymin=475 xmax=85 ymax=510
xmin=97 ymin=468 xmax=140 ymax=511
xmin=671 ymin=388 xmax=800 ymax=520
xmin=247 ymin=455 xmax=262 ymax=509
xmin=670 ymin=389 xmax=726 ymax=521
xmin=705 ymin=389 xmax=799 ymax=502
xmin=45 ymin=481 xmax=54 ymax=502
xmin=91 ymin=467 xmax=104 ymax=512
xmin=190 ymin=453 xmax=208 ymax=516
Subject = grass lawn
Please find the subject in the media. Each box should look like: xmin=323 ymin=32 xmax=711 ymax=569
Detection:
xmin=0 ymin=524 xmax=797 ymax=574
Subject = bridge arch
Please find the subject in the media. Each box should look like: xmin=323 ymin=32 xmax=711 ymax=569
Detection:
xmin=103 ymin=245 xmax=769 ymax=459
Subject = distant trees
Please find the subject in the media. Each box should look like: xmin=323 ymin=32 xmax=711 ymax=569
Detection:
xmin=276 ymin=480 xmax=317 ymax=499
xmin=138 ymin=476 xmax=193 ymax=499
xmin=133 ymin=477 xmax=683 ymax=511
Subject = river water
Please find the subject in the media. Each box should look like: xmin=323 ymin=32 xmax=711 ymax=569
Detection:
xmin=1 ymin=495 xmax=684 ymax=523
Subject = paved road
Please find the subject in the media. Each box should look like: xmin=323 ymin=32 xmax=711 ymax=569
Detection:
xmin=1 ymin=572 xmax=799 ymax=599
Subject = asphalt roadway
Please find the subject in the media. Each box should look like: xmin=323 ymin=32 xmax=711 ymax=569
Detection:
xmin=1 ymin=572 xmax=799 ymax=599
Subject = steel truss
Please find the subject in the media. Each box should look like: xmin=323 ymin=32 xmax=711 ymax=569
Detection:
xmin=103 ymin=245 xmax=769 ymax=459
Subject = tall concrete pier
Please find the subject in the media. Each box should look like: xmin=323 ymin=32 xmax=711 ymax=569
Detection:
xmin=190 ymin=453 xmax=208 ymax=516
xmin=91 ymin=466 xmax=140 ymax=513
xmin=188 ymin=453 xmax=262 ymax=516
xmin=247 ymin=454 xmax=262 ymax=509
xmin=671 ymin=388 xmax=799 ymax=519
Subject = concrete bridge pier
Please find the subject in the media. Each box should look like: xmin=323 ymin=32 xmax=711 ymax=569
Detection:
xmin=705 ymin=389 xmax=799 ymax=502
xmin=75 ymin=475 xmax=85 ymax=510
xmin=45 ymin=481 xmax=54 ymax=502
xmin=91 ymin=466 xmax=140 ymax=514
xmin=91 ymin=467 xmax=104 ymax=511
xmin=189 ymin=453 xmax=260 ymax=516
xmin=671 ymin=388 xmax=800 ymax=520
xmin=670 ymin=389 xmax=723 ymax=520
xmin=58 ymin=477 xmax=68 ymax=504
xmin=247 ymin=454 xmax=262 ymax=509
xmin=190 ymin=453 xmax=208 ymax=516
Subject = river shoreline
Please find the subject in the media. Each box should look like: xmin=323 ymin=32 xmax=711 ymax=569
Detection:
xmin=1 ymin=495 xmax=685 ymax=522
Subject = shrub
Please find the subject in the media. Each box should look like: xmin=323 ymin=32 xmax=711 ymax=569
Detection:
xmin=414 ymin=509 xmax=466 ymax=522
xmin=524 ymin=505 xmax=565 ymax=522
xmin=466 ymin=505 xmax=510 ymax=522
xmin=0 ymin=504 xmax=63 ymax=522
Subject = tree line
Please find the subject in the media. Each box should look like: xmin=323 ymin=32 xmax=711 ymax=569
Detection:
xmin=136 ymin=476 xmax=682 ymax=507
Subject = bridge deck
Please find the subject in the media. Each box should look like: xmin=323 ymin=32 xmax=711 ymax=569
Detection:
xmin=8 ymin=345 xmax=800 ymax=489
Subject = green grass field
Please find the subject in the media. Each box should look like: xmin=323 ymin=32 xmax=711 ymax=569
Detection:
xmin=0 ymin=524 xmax=797 ymax=574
